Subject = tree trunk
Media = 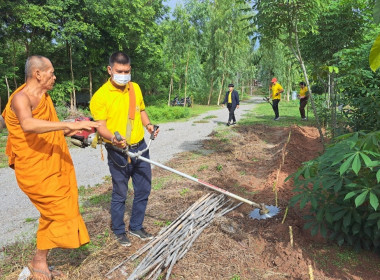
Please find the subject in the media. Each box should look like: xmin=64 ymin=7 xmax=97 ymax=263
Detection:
xmin=89 ymin=67 xmax=93 ymax=99
xmin=168 ymin=62 xmax=175 ymax=106
xmin=183 ymin=52 xmax=190 ymax=107
xmin=208 ymin=77 xmax=214 ymax=106
xmin=217 ymin=73 xmax=225 ymax=106
xmin=286 ymin=63 xmax=291 ymax=101
xmin=5 ymin=75 xmax=10 ymax=99
xmin=331 ymin=72 xmax=336 ymax=138
xmin=69 ymin=44 xmax=76 ymax=111
xmin=292 ymin=26 xmax=324 ymax=146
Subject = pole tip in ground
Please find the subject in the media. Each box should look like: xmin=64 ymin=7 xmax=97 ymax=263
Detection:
xmin=249 ymin=205 xmax=280 ymax=220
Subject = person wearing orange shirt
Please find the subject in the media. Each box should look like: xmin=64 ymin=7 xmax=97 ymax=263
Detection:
xmin=2 ymin=55 xmax=99 ymax=279
xmin=298 ymin=81 xmax=308 ymax=120
xmin=269 ymin=77 xmax=284 ymax=120
xmin=90 ymin=52 xmax=159 ymax=247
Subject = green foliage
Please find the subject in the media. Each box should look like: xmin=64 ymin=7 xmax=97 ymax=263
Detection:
xmin=145 ymin=105 xmax=191 ymax=123
xmin=334 ymin=32 xmax=380 ymax=132
xmin=370 ymin=34 xmax=380 ymax=72
xmin=288 ymin=131 xmax=380 ymax=250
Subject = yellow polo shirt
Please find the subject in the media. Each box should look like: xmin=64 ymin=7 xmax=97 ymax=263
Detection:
xmin=90 ymin=79 xmax=145 ymax=144
xmin=299 ymin=86 xmax=308 ymax=97
xmin=228 ymin=91 xmax=232 ymax=103
xmin=271 ymin=83 xmax=283 ymax=100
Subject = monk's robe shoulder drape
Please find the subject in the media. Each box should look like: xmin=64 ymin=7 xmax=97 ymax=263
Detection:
xmin=2 ymin=84 xmax=90 ymax=250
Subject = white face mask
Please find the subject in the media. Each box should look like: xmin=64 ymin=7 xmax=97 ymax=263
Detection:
xmin=113 ymin=73 xmax=131 ymax=86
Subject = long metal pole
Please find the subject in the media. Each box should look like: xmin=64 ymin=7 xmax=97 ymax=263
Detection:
xmin=130 ymin=152 xmax=262 ymax=208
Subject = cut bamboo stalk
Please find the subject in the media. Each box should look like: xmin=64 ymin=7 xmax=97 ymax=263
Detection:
xmin=281 ymin=206 xmax=289 ymax=224
xmin=289 ymin=226 xmax=293 ymax=247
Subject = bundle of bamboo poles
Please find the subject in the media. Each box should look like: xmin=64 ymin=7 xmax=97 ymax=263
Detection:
xmin=106 ymin=193 xmax=242 ymax=280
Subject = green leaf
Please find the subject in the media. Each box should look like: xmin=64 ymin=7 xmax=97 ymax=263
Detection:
xmin=333 ymin=209 xmax=347 ymax=221
xmin=369 ymin=34 xmax=380 ymax=72
xmin=360 ymin=153 xmax=373 ymax=167
xmin=339 ymin=154 xmax=355 ymax=175
xmin=343 ymin=212 xmax=352 ymax=228
xmin=374 ymin=0 xmax=380 ymax=24
xmin=352 ymin=154 xmax=361 ymax=175
xmin=370 ymin=192 xmax=379 ymax=210
xmin=355 ymin=190 xmax=369 ymax=207
xmin=344 ymin=191 xmax=357 ymax=200
xmin=304 ymin=221 xmax=315 ymax=230
xmin=320 ymin=224 xmax=327 ymax=238
xmin=352 ymin=223 xmax=361 ymax=235
xmin=368 ymin=213 xmax=380 ymax=220
xmin=377 ymin=169 xmax=380 ymax=183
xmin=311 ymin=224 xmax=319 ymax=236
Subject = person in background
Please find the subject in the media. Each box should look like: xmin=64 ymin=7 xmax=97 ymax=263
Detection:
xmin=269 ymin=77 xmax=284 ymax=120
xmin=222 ymin=83 xmax=240 ymax=126
xmin=90 ymin=51 xmax=159 ymax=247
xmin=2 ymin=55 xmax=99 ymax=279
xmin=298 ymin=81 xmax=308 ymax=120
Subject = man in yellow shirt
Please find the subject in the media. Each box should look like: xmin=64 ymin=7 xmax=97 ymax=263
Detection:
xmin=298 ymin=81 xmax=308 ymax=120
xmin=90 ymin=52 xmax=159 ymax=246
xmin=269 ymin=77 xmax=284 ymax=120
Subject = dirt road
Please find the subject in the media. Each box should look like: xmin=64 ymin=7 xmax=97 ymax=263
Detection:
xmin=0 ymin=97 xmax=261 ymax=247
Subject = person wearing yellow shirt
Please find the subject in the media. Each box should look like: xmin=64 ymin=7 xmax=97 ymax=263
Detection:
xmin=269 ymin=77 xmax=284 ymax=120
xmin=298 ymin=81 xmax=308 ymax=120
xmin=222 ymin=83 xmax=240 ymax=126
xmin=90 ymin=52 xmax=159 ymax=247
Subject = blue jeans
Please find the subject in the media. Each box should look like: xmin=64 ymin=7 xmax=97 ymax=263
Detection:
xmin=106 ymin=141 xmax=152 ymax=234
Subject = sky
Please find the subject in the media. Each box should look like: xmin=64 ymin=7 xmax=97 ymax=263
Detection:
xmin=165 ymin=0 xmax=183 ymax=10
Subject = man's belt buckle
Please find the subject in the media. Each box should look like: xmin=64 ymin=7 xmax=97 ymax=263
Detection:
xmin=128 ymin=139 xmax=143 ymax=149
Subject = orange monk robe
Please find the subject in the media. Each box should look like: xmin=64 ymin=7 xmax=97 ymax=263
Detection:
xmin=2 ymin=84 xmax=90 ymax=250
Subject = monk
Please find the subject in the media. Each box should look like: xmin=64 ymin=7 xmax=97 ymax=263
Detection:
xmin=2 ymin=55 xmax=99 ymax=279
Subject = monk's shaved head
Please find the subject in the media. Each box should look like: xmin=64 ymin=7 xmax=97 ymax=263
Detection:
xmin=25 ymin=55 xmax=51 ymax=79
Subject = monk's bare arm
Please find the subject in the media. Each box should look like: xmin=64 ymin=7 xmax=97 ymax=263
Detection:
xmin=12 ymin=93 xmax=99 ymax=134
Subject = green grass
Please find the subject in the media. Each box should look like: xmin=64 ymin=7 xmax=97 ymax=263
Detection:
xmin=240 ymin=99 xmax=316 ymax=127
xmin=152 ymin=175 xmax=175 ymax=191
xmin=145 ymin=104 xmax=220 ymax=124
xmin=203 ymin=115 xmax=218 ymax=119
xmin=0 ymin=128 xmax=8 ymax=168
xmin=24 ymin=218 xmax=37 ymax=223
xmin=198 ymin=164 xmax=209 ymax=171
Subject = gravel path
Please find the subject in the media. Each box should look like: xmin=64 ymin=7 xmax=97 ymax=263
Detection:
xmin=0 ymin=97 xmax=261 ymax=247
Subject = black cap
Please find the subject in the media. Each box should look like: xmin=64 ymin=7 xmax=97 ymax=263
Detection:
xmin=228 ymin=83 xmax=234 ymax=87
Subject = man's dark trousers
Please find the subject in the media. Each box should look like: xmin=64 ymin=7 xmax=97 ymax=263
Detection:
xmin=272 ymin=99 xmax=280 ymax=118
xmin=299 ymin=97 xmax=308 ymax=119
xmin=227 ymin=103 xmax=236 ymax=123
xmin=106 ymin=141 xmax=151 ymax=234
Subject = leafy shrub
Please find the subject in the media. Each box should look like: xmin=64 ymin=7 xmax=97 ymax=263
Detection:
xmin=55 ymin=105 xmax=70 ymax=120
xmin=145 ymin=105 xmax=191 ymax=123
xmin=288 ymin=131 xmax=380 ymax=251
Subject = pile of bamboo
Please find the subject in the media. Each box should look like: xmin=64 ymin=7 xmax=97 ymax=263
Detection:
xmin=106 ymin=193 xmax=242 ymax=280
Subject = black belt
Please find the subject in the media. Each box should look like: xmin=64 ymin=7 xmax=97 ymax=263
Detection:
xmin=105 ymin=138 xmax=144 ymax=153
xmin=128 ymin=138 xmax=145 ymax=149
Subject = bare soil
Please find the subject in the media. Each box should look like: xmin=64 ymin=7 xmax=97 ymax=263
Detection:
xmin=5 ymin=124 xmax=380 ymax=280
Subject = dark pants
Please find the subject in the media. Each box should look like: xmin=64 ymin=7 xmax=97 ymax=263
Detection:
xmin=272 ymin=99 xmax=280 ymax=118
xmin=227 ymin=103 xmax=236 ymax=123
xmin=299 ymin=97 xmax=308 ymax=118
xmin=106 ymin=141 xmax=152 ymax=234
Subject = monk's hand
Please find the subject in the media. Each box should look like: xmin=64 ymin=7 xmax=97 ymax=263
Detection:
xmin=64 ymin=129 xmax=80 ymax=137
xmin=237 ymin=105 xmax=240 ymax=109
xmin=75 ymin=121 xmax=100 ymax=131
